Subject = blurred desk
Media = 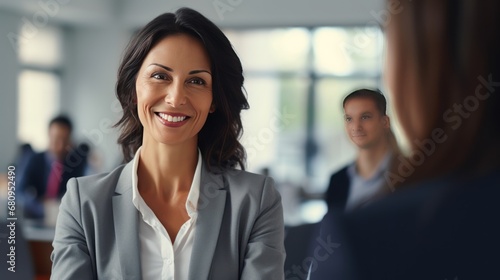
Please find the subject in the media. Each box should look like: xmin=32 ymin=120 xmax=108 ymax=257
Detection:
xmin=23 ymin=223 xmax=55 ymax=242
xmin=23 ymin=220 xmax=55 ymax=279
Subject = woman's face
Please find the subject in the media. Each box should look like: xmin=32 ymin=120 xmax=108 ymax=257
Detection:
xmin=135 ymin=34 xmax=213 ymax=148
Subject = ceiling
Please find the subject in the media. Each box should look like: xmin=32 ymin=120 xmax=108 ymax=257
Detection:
xmin=0 ymin=0 xmax=385 ymax=29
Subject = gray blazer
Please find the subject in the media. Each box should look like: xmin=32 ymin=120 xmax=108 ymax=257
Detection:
xmin=51 ymin=161 xmax=285 ymax=280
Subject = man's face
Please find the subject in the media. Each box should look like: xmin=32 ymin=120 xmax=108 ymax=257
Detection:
xmin=344 ymin=97 xmax=389 ymax=150
xmin=48 ymin=123 xmax=71 ymax=161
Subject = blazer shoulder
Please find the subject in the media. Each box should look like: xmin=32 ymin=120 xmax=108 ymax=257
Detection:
xmin=66 ymin=163 xmax=129 ymax=202
xmin=26 ymin=151 xmax=46 ymax=166
xmin=325 ymin=164 xmax=351 ymax=210
xmin=223 ymin=169 xmax=271 ymax=189
xmin=220 ymin=169 xmax=278 ymax=204
xmin=330 ymin=165 xmax=350 ymax=181
xmin=225 ymin=168 xmax=268 ymax=181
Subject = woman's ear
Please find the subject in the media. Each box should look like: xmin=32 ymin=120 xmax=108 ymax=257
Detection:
xmin=209 ymin=103 xmax=216 ymax=113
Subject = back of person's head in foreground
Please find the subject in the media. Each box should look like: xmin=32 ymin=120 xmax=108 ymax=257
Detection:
xmin=386 ymin=0 xmax=500 ymax=185
xmin=115 ymin=7 xmax=249 ymax=170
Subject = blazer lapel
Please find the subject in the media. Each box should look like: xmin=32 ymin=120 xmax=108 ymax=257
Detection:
xmin=189 ymin=164 xmax=228 ymax=280
xmin=112 ymin=162 xmax=142 ymax=279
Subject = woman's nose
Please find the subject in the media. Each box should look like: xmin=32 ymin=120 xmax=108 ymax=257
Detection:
xmin=164 ymin=81 xmax=186 ymax=107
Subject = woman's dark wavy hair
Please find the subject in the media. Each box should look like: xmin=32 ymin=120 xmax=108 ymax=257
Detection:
xmin=114 ymin=7 xmax=249 ymax=171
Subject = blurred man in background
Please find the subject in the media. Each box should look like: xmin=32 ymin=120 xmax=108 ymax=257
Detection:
xmin=19 ymin=115 xmax=88 ymax=220
xmin=325 ymin=88 xmax=399 ymax=213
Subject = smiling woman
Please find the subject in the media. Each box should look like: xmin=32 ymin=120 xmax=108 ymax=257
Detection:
xmin=135 ymin=34 xmax=214 ymax=148
xmin=115 ymin=9 xmax=250 ymax=170
xmin=50 ymin=7 xmax=285 ymax=280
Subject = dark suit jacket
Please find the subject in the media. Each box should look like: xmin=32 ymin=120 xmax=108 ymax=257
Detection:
xmin=20 ymin=150 xmax=87 ymax=218
xmin=325 ymin=166 xmax=350 ymax=212
xmin=310 ymin=169 xmax=500 ymax=280
xmin=283 ymin=166 xmax=350 ymax=278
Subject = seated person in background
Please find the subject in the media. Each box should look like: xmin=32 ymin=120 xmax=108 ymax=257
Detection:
xmin=310 ymin=0 xmax=500 ymax=279
xmin=12 ymin=143 xmax=34 ymax=181
xmin=325 ymin=89 xmax=400 ymax=212
xmin=285 ymin=90 xmax=400 ymax=277
xmin=19 ymin=115 xmax=87 ymax=219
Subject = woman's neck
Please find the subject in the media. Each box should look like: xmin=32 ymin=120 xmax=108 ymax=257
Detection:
xmin=137 ymin=141 xmax=198 ymax=201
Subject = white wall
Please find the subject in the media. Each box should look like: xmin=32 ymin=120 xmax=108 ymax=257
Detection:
xmin=0 ymin=0 xmax=385 ymax=28
xmin=60 ymin=23 xmax=129 ymax=171
xmin=122 ymin=0 xmax=384 ymax=28
xmin=0 ymin=0 xmax=114 ymax=26
xmin=0 ymin=11 xmax=20 ymax=169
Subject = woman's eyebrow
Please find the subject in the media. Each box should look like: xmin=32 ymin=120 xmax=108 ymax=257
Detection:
xmin=150 ymin=63 xmax=211 ymax=75
xmin=150 ymin=63 xmax=173 ymax=72
xmin=189 ymin=69 xmax=211 ymax=75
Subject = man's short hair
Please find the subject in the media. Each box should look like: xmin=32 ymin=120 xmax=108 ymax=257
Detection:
xmin=343 ymin=88 xmax=387 ymax=115
xmin=49 ymin=115 xmax=73 ymax=132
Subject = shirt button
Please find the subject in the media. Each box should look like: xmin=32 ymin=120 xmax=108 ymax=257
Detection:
xmin=167 ymin=259 xmax=172 ymax=265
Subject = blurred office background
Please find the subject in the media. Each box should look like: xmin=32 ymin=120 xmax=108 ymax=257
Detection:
xmin=0 ymin=0 xmax=399 ymax=222
xmin=0 ymin=0 xmax=402 ymax=222
xmin=0 ymin=0 xmax=398 ymax=277
xmin=0 ymin=2 xmax=408 ymax=275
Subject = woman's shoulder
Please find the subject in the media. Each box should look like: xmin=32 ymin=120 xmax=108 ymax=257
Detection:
xmin=217 ymin=168 xmax=279 ymax=201
xmin=222 ymin=168 xmax=269 ymax=182
xmin=220 ymin=168 xmax=273 ymax=188
xmin=65 ymin=162 xmax=131 ymax=200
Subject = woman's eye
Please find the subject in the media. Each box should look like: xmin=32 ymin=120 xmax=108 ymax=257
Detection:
xmin=152 ymin=73 xmax=167 ymax=80
xmin=188 ymin=78 xmax=206 ymax=85
xmin=345 ymin=117 xmax=351 ymax=122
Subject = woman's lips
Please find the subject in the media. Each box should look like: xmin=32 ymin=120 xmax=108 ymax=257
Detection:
xmin=155 ymin=112 xmax=190 ymax=127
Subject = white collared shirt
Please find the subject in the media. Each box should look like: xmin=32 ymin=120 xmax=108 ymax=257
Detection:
xmin=131 ymin=147 xmax=201 ymax=280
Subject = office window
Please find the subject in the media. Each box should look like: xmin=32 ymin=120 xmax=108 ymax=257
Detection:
xmin=225 ymin=28 xmax=310 ymax=73
xmin=17 ymin=26 xmax=63 ymax=151
xmin=313 ymin=27 xmax=383 ymax=76
xmin=18 ymin=71 xmax=60 ymax=150
xmin=18 ymin=26 xmax=63 ymax=67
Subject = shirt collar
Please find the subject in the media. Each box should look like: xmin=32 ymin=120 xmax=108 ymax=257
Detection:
xmin=131 ymin=147 xmax=202 ymax=219
xmin=347 ymin=150 xmax=393 ymax=181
